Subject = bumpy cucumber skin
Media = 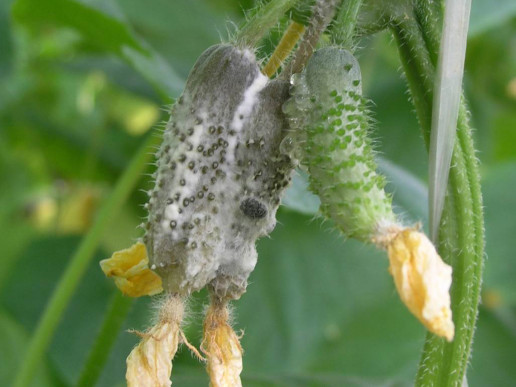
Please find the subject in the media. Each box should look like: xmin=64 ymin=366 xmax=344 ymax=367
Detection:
xmin=144 ymin=44 xmax=294 ymax=299
xmin=284 ymin=47 xmax=394 ymax=242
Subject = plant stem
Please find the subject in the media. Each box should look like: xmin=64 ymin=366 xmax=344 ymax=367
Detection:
xmin=390 ymin=7 xmax=484 ymax=387
xmin=332 ymin=0 xmax=363 ymax=49
xmin=236 ymin=0 xmax=300 ymax=47
xmin=286 ymin=0 xmax=341 ymax=77
xmin=77 ymin=292 xmax=133 ymax=387
xmin=12 ymin=133 xmax=159 ymax=387
xmin=262 ymin=21 xmax=306 ymax=77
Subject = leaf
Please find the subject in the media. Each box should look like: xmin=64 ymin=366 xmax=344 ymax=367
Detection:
xmin=0 ymin=143 xmax=36 ymax=291
xmin=281 ymin=170 xmax=320 ymax=215
xmin=469 ymin=0 xmax=516 ymax=37
xmin=480 ymin=162 xmax=516 ymax=305
xmin=377 ymin=156 xmax=428 ymax=224
xmin=0 ymin=0 xmax=14 ymax=77
xmin=0 ymin=311 xmax=57 ymax=387
xmin=468 ymin=308 xmax=516 ymax=385
xmin=12 ymin=0 xmax=142 ymax=56
xmin=122 ymin=45 xmax=184 ymax=99
xmin=12 ymin=0 xmax=184 ymax=98
xmin=237 ymin=210 xmax=423 ymax=382
xmin=0 ymin=236 xmax=113 ymax=385
xmin=114 ymin=0 xmax=231 ymax=80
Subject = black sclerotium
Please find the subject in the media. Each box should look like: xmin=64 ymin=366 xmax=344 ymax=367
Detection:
xmin=143 ymin=44 xmax=295 ymax=300
xmin=240 ymin=198 xmax=267 ymax=219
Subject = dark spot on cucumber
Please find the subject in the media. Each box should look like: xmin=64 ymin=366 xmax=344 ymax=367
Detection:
xmin=240 ymin=198 xmax=267 ymax=219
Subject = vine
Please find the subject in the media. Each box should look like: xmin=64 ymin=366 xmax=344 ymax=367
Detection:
xmin=390 ymin=4 xmax=484 ymax=385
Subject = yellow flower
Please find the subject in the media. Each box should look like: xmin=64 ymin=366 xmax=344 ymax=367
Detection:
xmin=100 ymin=242 xmax=163 ymax=297
xmin=387 ymin=228 xmax=454 ymax=341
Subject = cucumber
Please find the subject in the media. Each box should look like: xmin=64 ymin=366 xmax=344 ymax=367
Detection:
xmin=283 ymin=47 xmax=395 ymax=241
xmin=145 ymin=44 xmax=294 ymax=299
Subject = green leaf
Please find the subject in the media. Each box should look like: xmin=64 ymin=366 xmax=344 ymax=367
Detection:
xmin=12 ymin=0 xmax=142 ymax=56
xmin=0 ymin=311 xmax=57 ymax=387
xmin=481 ymin=162 xmax=516 ymax=304
xmin=114 ymin=0 xmax=231 ymax=80
xmin=237 ymin=210 xmax=423 ymax=382
xmin=469 ymin=0 xmax=516 ymax=36
xmin=281 ymin=170 xmax=320 ymax=215
xmin=377 ymin=156 xmax=427 ymax=223
xmin=12 ymin=0 xmax=184 ymax=98
xmin=469 ymin=308 xmax=516 ymax=385
xmin=0 ymin=0 xmax=14 ymax=77
xmin=0 ymin=236 xmax=113 ymax=384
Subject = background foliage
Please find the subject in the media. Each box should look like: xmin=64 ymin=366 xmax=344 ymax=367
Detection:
xmin=0 ymin=0 xmax=515 ymax=386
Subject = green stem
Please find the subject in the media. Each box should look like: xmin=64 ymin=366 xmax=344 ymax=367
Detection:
xmin=289 ymin=0 xmax=341 ymax=74
xmin=12 ymin=133 xmax=159 ymax=387
xmin=77 ymin=292 xmax=133 ymax=387
xmin=332 ymin=0 xmax=364 ymax=49
xmin=236 ymin=0 xmax=300 ymax=47
xmin=390 ymin=8 xmax=484 ymax=387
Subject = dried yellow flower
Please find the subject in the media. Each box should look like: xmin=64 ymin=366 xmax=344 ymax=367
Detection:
xmin=126 ymin=296 xmax=184 ymax=387
xmin=202 ymin=300 xmax=243 ymax=387
xmin=386 ymin=228 xmax=455 ymax=341
xmin=100 ymin=242 xmax=163 ymax=297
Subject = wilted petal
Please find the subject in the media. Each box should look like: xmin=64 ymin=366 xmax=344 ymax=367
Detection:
xmin=202 ymin=301 xmax=243 ymax=387
xmin=126 ymin=296 xmax=184 ymax=387
xmin=387 ymin=228 xmax=454 ymax=341
xmin=100 ymin=242 xmax=163 ymax=297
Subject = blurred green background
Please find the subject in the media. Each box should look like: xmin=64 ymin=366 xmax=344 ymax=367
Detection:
xmin=0 ymin=0 xmax=515 ymax=386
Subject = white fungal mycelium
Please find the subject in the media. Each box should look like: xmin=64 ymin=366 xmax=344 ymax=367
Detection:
xmin=144 ymin=44 xmax=295 ymax=300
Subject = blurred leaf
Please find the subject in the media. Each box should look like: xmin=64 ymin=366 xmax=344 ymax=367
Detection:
xmin=469 ymin=0 xmax=516 ymax=36
xmin=282 ymin=170 xmax=320 ymax=215
xmin=115 ymin=0 xmax=233 ymax=79
xmin=481 ymin=162 xmax=516 ymax=304
xmin=0 ymin=0 xmax=14 ymax=76
xmin=0 ymin=311 xmax=58 ymax=387
xmin=122 ymin=45 xmax=184 ymax=99
xmin=492 ymin=110 xmax=516 ymax=162
xmin=13 ymin=0 xmax=184 ymax=98
xmin=0 ymin=143 xmax=36 ymax=291
xmin=0 ymin=236 xmax=113 ymax=385
xmin=13 ymin=0 xmax=141 ymax=55
xmin=469 ymin=308 xmax=516 ymax=386
xmin=377 ymin=157 xmax=428 ymax=224
xmin=237 ymin=210 xmax=423 ymax=382
xmin=244 ymin=373 xmax=410 ymax=387
xmin=465 ymin=21 xmax=516 ymax=165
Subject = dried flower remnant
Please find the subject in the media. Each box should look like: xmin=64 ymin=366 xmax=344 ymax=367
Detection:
xmin=126 ymin=295 xmax=184 ymax=387
xmin=202 ymin=298 xmax=243 ymax=387
xmin=100 ymin=242 xmax=163 ymax=297
xmin=375 ymin=225 xmax=454 ymax=341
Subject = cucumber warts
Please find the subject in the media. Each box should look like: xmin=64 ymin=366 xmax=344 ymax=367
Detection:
xmin=144 ymin=44 xmax=294 ymax=300
xmin=283 ymin=47 xmax=395 ymax=242
xmin=283 ymin=47 xmax=454 ymax=341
